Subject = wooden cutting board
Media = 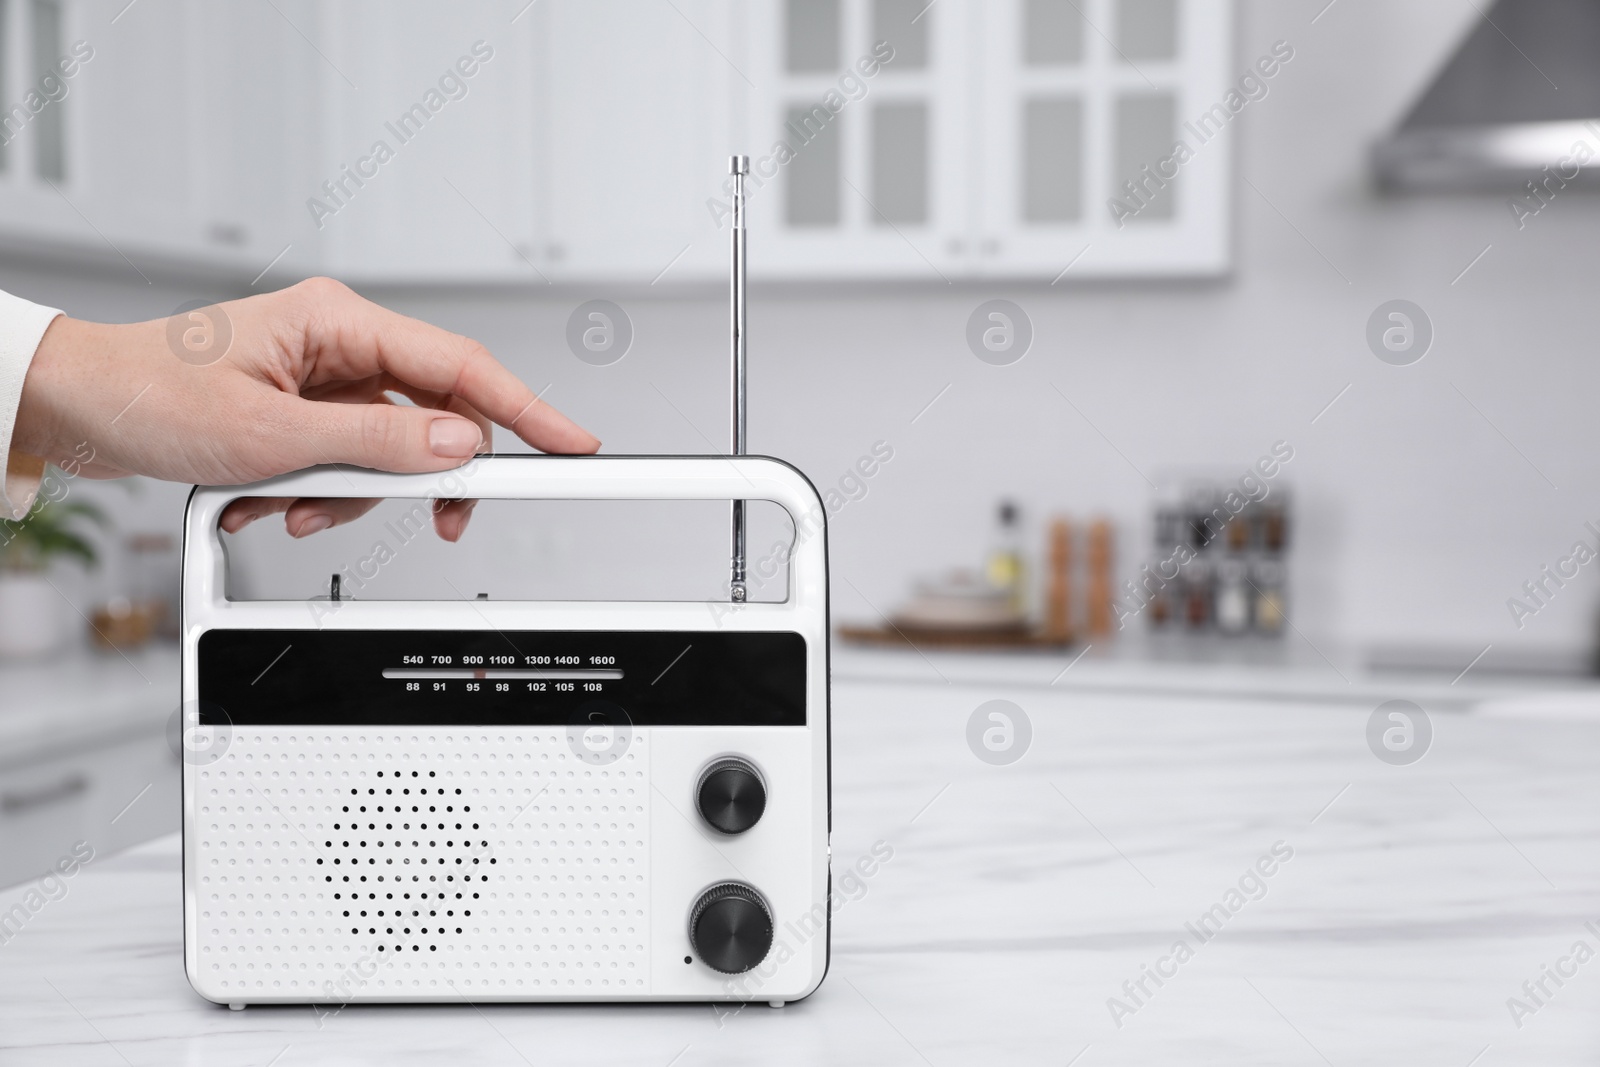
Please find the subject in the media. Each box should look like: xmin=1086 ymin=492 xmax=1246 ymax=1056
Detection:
xmin=836 ymin=623 xmax=1074 ymax=650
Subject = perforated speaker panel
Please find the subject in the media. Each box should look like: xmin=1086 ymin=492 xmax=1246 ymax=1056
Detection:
xmin=188 ymin=729 xmax=651 ymax=999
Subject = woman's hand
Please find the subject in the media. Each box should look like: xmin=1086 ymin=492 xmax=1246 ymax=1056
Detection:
xmin=12 ymin=277 xmax=599 ymax=540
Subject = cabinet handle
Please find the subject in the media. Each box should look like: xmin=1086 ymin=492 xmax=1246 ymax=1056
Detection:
xmin=1 ymin=774 xmax=88 ymax=814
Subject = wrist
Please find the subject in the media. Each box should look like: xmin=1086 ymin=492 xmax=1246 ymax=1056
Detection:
xmin=12 ymin=314 xmax=83 ymax=465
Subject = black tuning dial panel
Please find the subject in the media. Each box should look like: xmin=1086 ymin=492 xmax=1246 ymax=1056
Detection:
xmin=696 ymin=757 xmax=767 ymax=835
xmin=689 ymin=883 xmax=773 ymax=974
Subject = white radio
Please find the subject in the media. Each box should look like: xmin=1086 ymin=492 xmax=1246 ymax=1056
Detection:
xmin=178 ymin=159 xmax=831 ymax=1009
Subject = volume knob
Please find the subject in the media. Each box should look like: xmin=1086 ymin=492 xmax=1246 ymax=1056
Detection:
xmin=689 ymin=882 xmax=773 ymax=974
xmin=696 ymin=757 xmax=766 ymax=835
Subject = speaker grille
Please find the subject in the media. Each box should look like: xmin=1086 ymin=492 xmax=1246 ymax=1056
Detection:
xmin=191 ymin=729 xmax=651 ymax=997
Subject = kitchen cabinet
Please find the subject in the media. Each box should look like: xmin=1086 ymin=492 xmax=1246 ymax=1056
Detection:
xmin=971 ymin=0 xmax=1233 ymax=277
xmin=738 ymin=0 xmax=1234 ymax=280
xmin=529 ymin=0 xmax=734 ymax=285
xmin=311 ymin=0 xmax=739 ymax=286
xmin=0 ymin=0 xmax=324 ymax=279
xmin=738 ymin=0 xmax=973 ymax=281
xmin=341 ymin=0 xmax=1233 ymax=283
xmin=315 ymin=2 xmax=541 ymax=284
xmin=0 ymin=722 xmax=176 ymax=889
xmin=0 ymin=646 xmax=178 ymax=891
xmin=317 ymin=0 xmax=735 ymax=286
xmin=0 ymin=0 xmax=187 ymax=267
xmin=188 ymin=0 xmax=324 ymax=279
xmin=0 ymin=0 xmax=1232 ymax=285
xmin=68 ymin=0 xmax=201 ymax=265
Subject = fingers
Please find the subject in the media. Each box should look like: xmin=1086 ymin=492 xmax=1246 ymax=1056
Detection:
xmin=271 ymin=394 xmax=484 ymax=474
xmin=432 ymin=498 xmax=477 ymax=542
xmin=220 ymin=496 xmax=294 ymax=533
xmin=291 ymin=279 xmax=600 ymax=455
xmin=283 ymin=497 xmax=385 ymax=537
xmin=221 ymin=495 xmax=384 ymax=536
xmin=300 ymin=374 xmax=392 ymax=405
xmin=298 ymin=381 xmax=495 ymax=465
xmin=384 ymin=380 xmax=495 ymax=456
xmin=221 ymin=493 xmax=473 ymax=540
xmin=448 ymin=397 xmax=494 ymax=454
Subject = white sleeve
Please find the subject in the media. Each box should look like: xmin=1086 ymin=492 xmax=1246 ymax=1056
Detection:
xmin=0 ymin=288 xmax=64 ymax=520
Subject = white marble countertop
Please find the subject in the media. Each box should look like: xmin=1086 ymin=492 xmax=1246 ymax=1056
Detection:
xmin=2 ymin=671 xmax=1598 ymax=1065
xmin=832 ymin=640 xmax=1600 ymax=709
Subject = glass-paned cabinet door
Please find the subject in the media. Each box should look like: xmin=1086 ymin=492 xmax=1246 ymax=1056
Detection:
xmin=974 ymin=0 xmax=1232 ymax=278
xmin=5 ymin=0 xmax=200 ymax=259
xmin=740 ymin=0 xmax=974 ymax=280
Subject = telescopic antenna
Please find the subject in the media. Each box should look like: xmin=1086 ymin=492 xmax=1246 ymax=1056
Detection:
xmin=729 ymin=154 xmax=749 ymax=603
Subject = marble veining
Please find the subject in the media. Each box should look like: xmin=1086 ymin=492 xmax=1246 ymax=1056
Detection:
xmin=2 ymin=667 xmax=1599 ymax=1065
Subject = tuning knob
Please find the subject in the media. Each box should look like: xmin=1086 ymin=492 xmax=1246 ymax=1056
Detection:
xmin=689 ymin=882 xmax=773 ymax=974
xmin=696 ymin=757 xmax=766 ymax=835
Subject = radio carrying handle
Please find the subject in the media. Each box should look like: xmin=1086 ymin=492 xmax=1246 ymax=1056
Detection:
xmin=182 ymin=454 xmax=827 ymax=613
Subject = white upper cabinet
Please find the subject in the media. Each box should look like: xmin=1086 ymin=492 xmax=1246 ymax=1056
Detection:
xmin=738 ymin=0 xmax=973 ymax=281
xmin=0 ymin=0 xmax=325 ymax=278
xmin=741 ymin=0 xmax=1233 ymax=280
xmin=973 ymin=0 xmax=1233 ymax=278
xmin=531 ymin=0 xmax=734 ymax=285
xmin=189 ymin=0 xmax=324 ymax=278
xmin=0 ymin=0 xmax=198 ymax=268
xmin=319 ymin=0 xmax=736 ymax=286
xmin=0 ymin=0 xmax=1232 ymax=285
xmin=315 ymin=2 xmax=540 ymax=284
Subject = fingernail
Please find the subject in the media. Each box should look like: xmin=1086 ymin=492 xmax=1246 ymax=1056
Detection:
xmin=430 ymin=418 xmax=480 ymax=459
xmin=294 ymin=514 xmax=333 ymax=538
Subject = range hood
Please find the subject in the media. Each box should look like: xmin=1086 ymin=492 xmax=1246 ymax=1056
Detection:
xmin=1373 ymin=0 xmax=1600 ymax=192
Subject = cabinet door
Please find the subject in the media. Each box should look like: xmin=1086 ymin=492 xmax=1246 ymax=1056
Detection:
xmin=317 ymin=2 xmax=539 ymax=284
xmin=0 ymin=0 xmax=328 ymax=278
xmin=0 ymin=754 xmax=91 ymax=889
xmin=190 ymin=0 xmax=323 ymax=280
xmin=0 ymin=0 xmax=203 ymax=270
xmin=88 ymin=725 xmax=178 ymax=857
xmin=974 ymin=0 xmax=1232 ymax=278
xmin=531 ymin=0 xmax=734 ymax=285
xmin=0 ymin=0 xmax=79 ymax=245
xmin=739 ymin=0 xmax=973 ymax=281
xmin=0 ymin=726 xmax=176 ymax=890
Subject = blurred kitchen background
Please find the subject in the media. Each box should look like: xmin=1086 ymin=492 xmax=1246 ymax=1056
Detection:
xmin=3 ymin=0 xmax=1600 ymax=884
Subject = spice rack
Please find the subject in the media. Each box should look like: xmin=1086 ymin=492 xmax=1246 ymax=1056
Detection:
xmin=1132 ymin=483 xmax=1291 ymax=638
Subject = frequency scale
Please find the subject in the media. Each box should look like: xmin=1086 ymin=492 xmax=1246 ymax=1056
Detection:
xmin=178 ymin=159 xmax=831 ymax=1008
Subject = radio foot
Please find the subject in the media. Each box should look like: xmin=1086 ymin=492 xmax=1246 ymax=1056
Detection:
xmin=767 ymin=999 xmax=785 ymax=1009
xmin=228 ymin=1002 xmax=246 ymax=1011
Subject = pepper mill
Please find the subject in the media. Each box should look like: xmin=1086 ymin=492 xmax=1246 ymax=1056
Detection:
xmin=1086 ymin=518 xmax=1114 ymax=637
xmin=1046 ymin=518 xmax=1072 ymax=643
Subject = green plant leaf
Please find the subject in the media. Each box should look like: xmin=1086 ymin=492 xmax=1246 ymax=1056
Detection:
xmin=0 ymin=489 xmax=108 ymax=571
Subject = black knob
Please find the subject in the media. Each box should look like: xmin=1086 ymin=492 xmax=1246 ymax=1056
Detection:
xmin=696 ymin=757 xmax=766 ymax=835
xmin=689 ymin=883 xmax=773 ymax=974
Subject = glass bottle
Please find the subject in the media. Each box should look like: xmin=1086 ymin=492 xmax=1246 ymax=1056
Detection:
xmin=1146 ymin=559 xmax=1174 ymax=629
xmin=1251 ymin=559 xmax=1287 ymax=636
xmin=986 ymin=500 xmax=1026 ymax=615
xmin=1214 ymin=558 xmax=1251 ymax=635
xmin=1261 ymin=498 xmax=1289 ymax=555
xmin=1183 ymin=557 xmax=1212 ymax=630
